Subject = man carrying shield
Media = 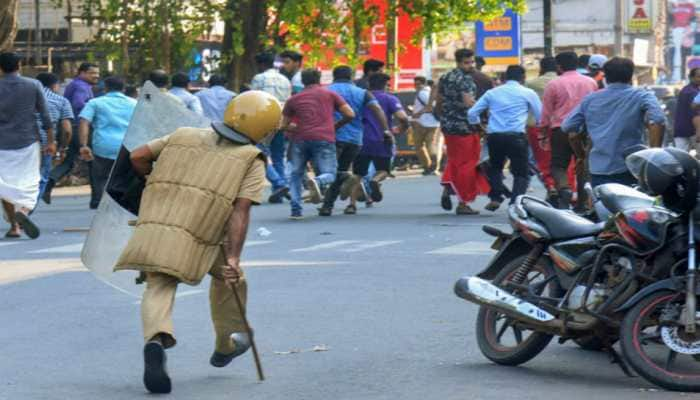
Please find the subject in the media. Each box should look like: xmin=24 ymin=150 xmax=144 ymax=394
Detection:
xmin=114 ymin=90 xmax=281 ymax=394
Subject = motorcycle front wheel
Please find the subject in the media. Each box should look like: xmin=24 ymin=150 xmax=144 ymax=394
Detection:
xmin=620 ymin=290 xmax=700 ymax=392
xmin=475 ymin=255 xmax=564 ymax=366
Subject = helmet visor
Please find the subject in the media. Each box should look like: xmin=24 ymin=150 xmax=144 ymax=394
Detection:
xmin=626 ymin=148 xmax=684 ymax=180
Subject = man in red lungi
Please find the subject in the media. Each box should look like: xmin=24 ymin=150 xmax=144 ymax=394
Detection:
xmin=427 ymin=49 xmax=489 ymax=215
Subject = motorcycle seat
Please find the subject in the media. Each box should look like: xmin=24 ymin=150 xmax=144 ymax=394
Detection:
xmin=522 ymin=199 xmax=604 ymax=240
xmin=595 ymin=183 xmax=655 ymax=214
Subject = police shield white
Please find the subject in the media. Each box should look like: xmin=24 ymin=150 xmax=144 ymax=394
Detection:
xmin=81 ymin=81 xmax=211 ymax=298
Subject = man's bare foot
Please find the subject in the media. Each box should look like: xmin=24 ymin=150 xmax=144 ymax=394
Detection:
xmin=5 ymin=224 xmax=21 ymax=238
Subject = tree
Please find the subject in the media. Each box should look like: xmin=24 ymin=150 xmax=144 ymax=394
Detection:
xmin=399 ymin=0 xmax=527 ymax=39
xmin=0 ymin=0 xmax=19 ymax=51
xmin=221 ymin=0 xmax=269 ymax=91
xmin=79 ymin=0 xmax=217 ymax=77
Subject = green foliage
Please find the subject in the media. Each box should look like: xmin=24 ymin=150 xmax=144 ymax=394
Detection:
xmin=71 ymin=0 xmax=527 ymax=78
xmin=80 ymin=0 xmax=218 ymax=77
xmin=399 ymin=0 xmax=528 ymax=40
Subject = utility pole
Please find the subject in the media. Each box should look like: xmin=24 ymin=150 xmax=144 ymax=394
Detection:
xmin=543 ymin=0 xmax=553 ymax=57
xmin=34 ymin=0 xmax=41 ymax=66
xmin=614 ymin=0 xmax=624 ymax=56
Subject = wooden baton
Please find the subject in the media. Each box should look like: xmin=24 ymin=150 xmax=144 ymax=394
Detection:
xmin=230 ymin=283 xmax=265 ymax=381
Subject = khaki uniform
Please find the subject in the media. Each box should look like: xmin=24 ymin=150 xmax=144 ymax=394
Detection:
xmin=116 ymin=127 xmax=265 ymax=353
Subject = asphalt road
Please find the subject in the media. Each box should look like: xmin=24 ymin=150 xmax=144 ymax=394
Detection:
xmin=0 ymin=175 xmax=688 ymax=399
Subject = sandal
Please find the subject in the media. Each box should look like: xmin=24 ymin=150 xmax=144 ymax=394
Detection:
xmin=344 ymin=205 xmax=357 ymax=215
xmin=455 ymin=204 xmax=479 ymax=216
xmin=14 ymin=212 xmax=40 ymax=239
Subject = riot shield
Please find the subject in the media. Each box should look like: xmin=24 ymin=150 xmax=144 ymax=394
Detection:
xmin=81 ymin=82 xmax=211 ymax=297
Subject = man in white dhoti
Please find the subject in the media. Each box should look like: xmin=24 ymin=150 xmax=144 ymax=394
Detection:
xmin=0 ymin=52 xmax=54 ymax=239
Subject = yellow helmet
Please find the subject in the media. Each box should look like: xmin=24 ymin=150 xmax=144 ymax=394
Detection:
xmin=212 ymin=90 xmax=282 ymax=144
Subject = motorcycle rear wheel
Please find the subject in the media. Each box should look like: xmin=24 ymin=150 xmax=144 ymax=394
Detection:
xmin=476 ymin=255 xmax=564 ymax=366
xmin=620 ymin=290 xmax=700 ymax=392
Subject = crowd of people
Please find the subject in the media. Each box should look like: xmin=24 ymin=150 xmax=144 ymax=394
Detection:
xmin=0 ymin=44 xmax=674 ymax=238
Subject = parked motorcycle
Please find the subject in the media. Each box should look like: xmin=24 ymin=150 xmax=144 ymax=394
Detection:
xmin=454 ymin=147 xmax=700 ymax=391
xmin=616 ymin=148 xmax=700 ymax=392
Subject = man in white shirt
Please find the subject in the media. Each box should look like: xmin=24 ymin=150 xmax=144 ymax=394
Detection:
xmin=280 ymin=50 xmax=304 ymax=94
xmin=169 ymin=72 xmax=203 ymax=115
xmin=250 ymin=51 xmax=293 ymax=202
xmin=411 ymin=76 xmax=441 ymax=175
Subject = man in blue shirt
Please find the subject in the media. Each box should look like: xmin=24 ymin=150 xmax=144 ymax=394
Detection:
xmin=318 ymin=65 xmax=389 ymax=216
xmin=169 ymin=72 xmax=204 ymax=115
xmin=562 ymin=57 xmax=665 ymax=188
xmin=44 ymin=62 xmax=99 ymax=204
xmin=468 ymin=65 xmax=542 ymax=211
xmin=78 ymin=76 xmax=137 ymax=208
xmin=194 ymin=74 xmax=236 ymax=121
xmin=35 ymin=72 xmax=74 ymax=204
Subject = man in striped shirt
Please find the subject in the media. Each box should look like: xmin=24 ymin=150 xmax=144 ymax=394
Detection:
xmin=36 ymin=72 xmax=74 ymax=204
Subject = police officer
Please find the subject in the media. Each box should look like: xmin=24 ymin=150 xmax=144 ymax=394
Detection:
xmin=115 ymin=91 xmax=281 ymax=394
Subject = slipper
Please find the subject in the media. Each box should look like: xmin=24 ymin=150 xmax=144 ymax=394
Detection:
xmin=4 ymin=231 xmax=20 ymax=238
xmin=14 ymin=212 xmax=40 ymax=239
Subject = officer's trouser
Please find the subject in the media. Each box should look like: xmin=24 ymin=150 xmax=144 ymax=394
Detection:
xmin=141 ymin=265 xmax=247 ymax=354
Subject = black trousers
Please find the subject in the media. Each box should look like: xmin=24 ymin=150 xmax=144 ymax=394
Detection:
xmin=486 ymin=133 xmax=529 ymax=203
xmin=322 ymin=141 xmax=362 ymax=208
xmin=49 ymin=123 xmax=81 ymax=183
xmin=352 ymin=154 xmax=392 ymax=177
xmin=89 ymin=155 xmax=115 ymax=208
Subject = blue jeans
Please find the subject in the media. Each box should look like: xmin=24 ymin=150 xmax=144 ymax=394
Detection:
xmin=38 ymin=153 xmax=53 ymax=202
xmin=258 ymin=134 xmax=288 ymax=191
xmin=289 ymin=140 xmax=337 ymax=214
xmin=269 ymin=131 xmax=288 ymax=183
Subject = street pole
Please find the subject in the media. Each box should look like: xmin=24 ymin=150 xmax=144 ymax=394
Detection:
xmin=614 ymin=0 xmax=624 ymax=56
xmin=543 ymin=0 xmax=553 ymax=57
xmin=34 ymin=0 xmax=41 ymax=66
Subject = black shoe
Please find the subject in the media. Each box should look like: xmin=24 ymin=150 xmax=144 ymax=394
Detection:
xmin=369 ymin=181 xmax=383 ymax=202
xmin=210 ymin=333 xmax=251 ymax=368
xmin=440 ymin=194 xmax=453 ymax=211
xmin=484 ymin=200 xmax=501 ymax=212
xmin=42 ymin=179 xmax=55 ymax=204
xmin=318 ymin=206 xmax=332 ymax=217
xmin=268 ymin=187 xmax=289 ymax=204
xmin=143 ymin=341 xmax=171 ymax=394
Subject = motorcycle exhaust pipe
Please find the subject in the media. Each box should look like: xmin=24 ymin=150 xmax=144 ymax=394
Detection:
xmin=455 ymin=276 xmax=558 ymax=326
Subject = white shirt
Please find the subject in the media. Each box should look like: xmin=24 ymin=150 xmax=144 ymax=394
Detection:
xmin=250 ymin=68 xmax=292 ymax=104
xmin=413 ymin=87 xmax=439 ymax=128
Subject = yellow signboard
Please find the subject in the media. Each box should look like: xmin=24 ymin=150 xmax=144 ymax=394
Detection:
xmin=484 ymin=17 xmax=512 ymax=32
xmin=484 ymin=37 xmax=513 ymax=52
xmin=627 ymin=0 xmax=652 ymax=33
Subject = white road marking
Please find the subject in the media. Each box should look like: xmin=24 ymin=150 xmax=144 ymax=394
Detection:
xmin=242 ymin=260 xmax=349 ymax=267
xmin=132 ymin=289 xmax=206 ymax=304
xmin=0 ymin=241 xmax=20 ymax=247
xmin=245 ymin=240 xmax=274 ymax=247
xmin=340 ymin=240 xmax=402 ymax=252
xmin=291 ymin=240 xmax=362 ymax=252
xmin=427 ymin=241 xmax=494 ymax=255
xmin=29 ymin=243 xmax=84 ymax=254
xmin=0 ymin=258 xmax=86 ymax=284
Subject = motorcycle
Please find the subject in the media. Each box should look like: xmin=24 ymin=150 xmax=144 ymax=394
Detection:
xmin=454 ymin=148 xmax=700 ymax=391
xmin=614 ymin=148 xmax=700 ymax=392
